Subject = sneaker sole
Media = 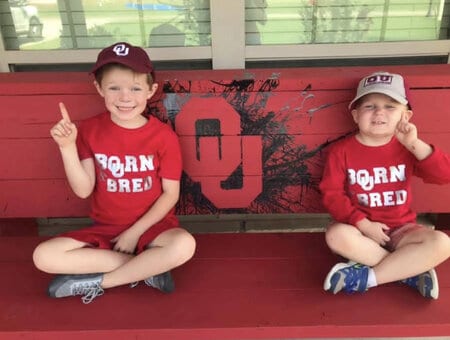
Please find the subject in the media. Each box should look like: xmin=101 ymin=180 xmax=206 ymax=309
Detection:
xmin=426 ymin=268 xmax=439 ymax=299
xmin=402 ymin=268 xmax=439 ymax=299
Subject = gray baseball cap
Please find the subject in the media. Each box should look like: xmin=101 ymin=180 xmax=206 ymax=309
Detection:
xmin=349 ymin=71 xmax=409 ymax=109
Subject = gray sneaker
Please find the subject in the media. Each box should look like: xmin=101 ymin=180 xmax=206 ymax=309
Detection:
xmin=48 ymin=273 xmax=104 ymax=304
xmin=144 ymin=271 xmax=175 ymax=293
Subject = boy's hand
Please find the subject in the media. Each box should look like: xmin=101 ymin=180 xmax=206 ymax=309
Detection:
xmin=395 ymin=111 xmax=417 ymax=148
xmin=111 ymin=228 xmax=140 ymax=255
xmin=50 ymin=102 xmax=78 ymax=148
xmin=357 ymin=219 xmax=391 ymax=246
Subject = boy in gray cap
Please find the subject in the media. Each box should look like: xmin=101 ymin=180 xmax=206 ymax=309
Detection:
xmin=321 ymin=71 xmax=450 ymax=299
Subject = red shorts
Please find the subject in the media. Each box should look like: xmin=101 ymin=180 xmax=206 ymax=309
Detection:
xmin=385 ymin=223 xmax=427 ymax=251
xmin=58 ymin=215 xmax=180 ymax=254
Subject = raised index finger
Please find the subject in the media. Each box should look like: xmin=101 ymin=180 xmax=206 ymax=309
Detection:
xmin=59 ymin=102 xmax=71 ymax=123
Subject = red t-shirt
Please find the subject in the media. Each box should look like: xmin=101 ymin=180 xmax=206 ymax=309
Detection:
xmin=76 ymin=112 xmax=182 ymax=225
xmin=320 ymin=135 xmax=450 ymax=228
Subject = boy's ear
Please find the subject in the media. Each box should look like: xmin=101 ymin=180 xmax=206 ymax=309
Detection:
xmin=93 ymin=80 xmax=105 ymax=97
xmin=147 ymin=83 xmax=158 ymax=100
xmin=403 ymin=109 xmax=413 ymax=121
xmin=351 ymin=109 xmax=359 ymax=123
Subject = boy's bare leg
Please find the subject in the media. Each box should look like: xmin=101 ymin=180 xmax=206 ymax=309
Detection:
xmin=373 ymin=229 xmax=450 ymax=284
xmin=33 ymin=237 xmax=132 ymax=274
xmin=325 ymin=223 xmax=389 ymax=266
xmin=325 ymin=223 xmax=450 ymax=284
xmin=33 ymin=228 xmax=196 ymax=289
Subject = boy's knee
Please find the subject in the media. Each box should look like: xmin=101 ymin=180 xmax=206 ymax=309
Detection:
xmin=161 ymin=230 xmax=196 ymax=266
xmin=32 ymin=240 xmax=63 ymax=273
xmin=325 ymin=224 xmax=348 ymax=249
xmin=431 ymin=230 xmax=450 ymax=257
xmin=177 ymin=232 xmax=196 ymax=261
xmin=32 ymin=242 xmax=51 ymax=272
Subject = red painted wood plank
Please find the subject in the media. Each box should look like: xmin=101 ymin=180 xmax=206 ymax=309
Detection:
xmin=0 ymin=237 xmax=43 ymax=261
xmin=171 ymin=89 xmax=449 ymax=135
xmin=408 ymin=89 xmax=450 ymax=133
xmin=0 ymin=72 xmax=95 ymax=95
xmin=0 ymin=95 xmax=102 ymax=138
xmin=3 ymin=271 xmax=450 ymax=325
xmin=2 ymin=170 xmax=449 ymax=217
xmin=0 ymin=139 xmax=64 ymax=179
xmin=1 ymin=88 xmax=448 ymax=145
xmin=1 ymin=233 xmax=450 ymax=339
xmin=0 ymin=180 xmax=90 ymax=218
xmin=0 ymin=131 xmax=448 ymax=182
xmin=1 ymin=89 xmax=448 ymax=141
xmin=1 ymin=65 xmax=449 ymax=95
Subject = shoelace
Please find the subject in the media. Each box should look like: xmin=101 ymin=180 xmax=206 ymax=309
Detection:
xmin=130 ymin=276 xmax=157 ymax=288
xmin=71 ymin=283 xmax=105 ymax=304
xmin=144 ymin=277 xmax=156 ymax=288
xmin=129 ymin=281 xmax=139 ymax=288
xmin=340 ymin=266 xmax=366 ymax=293
xmin=129 ymin=278 xmax=156 ymax=289
xmin=403 ymin=276 xmax=417 ymax=287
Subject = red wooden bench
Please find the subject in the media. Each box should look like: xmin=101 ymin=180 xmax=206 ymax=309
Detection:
xmin=1 ymin=64 xmax=450 ymax=339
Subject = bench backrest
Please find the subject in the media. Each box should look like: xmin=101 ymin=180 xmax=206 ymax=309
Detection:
xmin=1 ymin=65 xmax=450 ymax=218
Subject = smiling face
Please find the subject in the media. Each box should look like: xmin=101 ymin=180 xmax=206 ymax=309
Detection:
xmin=94 ymin=66 xmax=157 ymax=129
xmin=351 ymin=93 xmax=411 ymax=146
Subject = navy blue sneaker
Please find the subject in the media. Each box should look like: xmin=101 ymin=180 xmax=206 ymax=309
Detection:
xmin=402 ymin=269 xmax=439 ymax=299
xmin=324 ymin=262 xmax=369 ymax=294
xmin=48 ymin=273 xmax=104 ymax=304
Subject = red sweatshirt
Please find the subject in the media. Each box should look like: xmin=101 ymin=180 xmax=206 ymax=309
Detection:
xmin=320 ymin=135 xmax=450 ymax=228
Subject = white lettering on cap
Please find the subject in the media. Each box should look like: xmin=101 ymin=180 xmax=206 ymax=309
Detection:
xmin=113 ymin=44 xmax=129 ymax=56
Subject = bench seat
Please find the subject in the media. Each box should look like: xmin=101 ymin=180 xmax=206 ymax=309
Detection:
xmin=1 ymin=231 xmax=450 ymax=340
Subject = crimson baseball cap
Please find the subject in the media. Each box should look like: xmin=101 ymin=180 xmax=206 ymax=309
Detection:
xmin=91 ymin=42 xmax=155 ymax=79
xmin=349 ymin=71 xmax=409 ymax=109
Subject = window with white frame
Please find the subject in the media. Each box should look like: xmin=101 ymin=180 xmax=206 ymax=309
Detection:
xmin=0 ymin=0 xmax=211 ymax=50
xmin=245 ymin=0 xmax=449 ymax=45
xmin=0 ymin=0 xmax=449 ymax=71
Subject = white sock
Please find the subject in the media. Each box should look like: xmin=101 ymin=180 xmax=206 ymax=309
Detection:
xmin=367 ymin=268 xmax=378 ymax=288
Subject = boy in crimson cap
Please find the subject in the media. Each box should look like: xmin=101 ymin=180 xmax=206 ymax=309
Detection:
xmin=33 ymin=42 xmax=196 ymax=304
xmin=321 ymin=71 xmax=450 ymax=298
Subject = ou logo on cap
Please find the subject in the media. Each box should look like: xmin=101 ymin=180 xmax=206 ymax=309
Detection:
xmin=364 ymin=74 xmax=393 ymax=86
xmin=113 ymin=44 xmax=129 ymax=56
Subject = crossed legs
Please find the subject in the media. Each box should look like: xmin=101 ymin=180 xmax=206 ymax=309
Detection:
xmin=325 ymin=222 xmax=450 ymax=284
xmin=33 ymin=227 xmax=196 ymax=289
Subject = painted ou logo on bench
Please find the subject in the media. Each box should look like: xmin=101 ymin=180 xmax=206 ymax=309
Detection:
xmin=175 ymin=97 xmax=262 ymax=208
